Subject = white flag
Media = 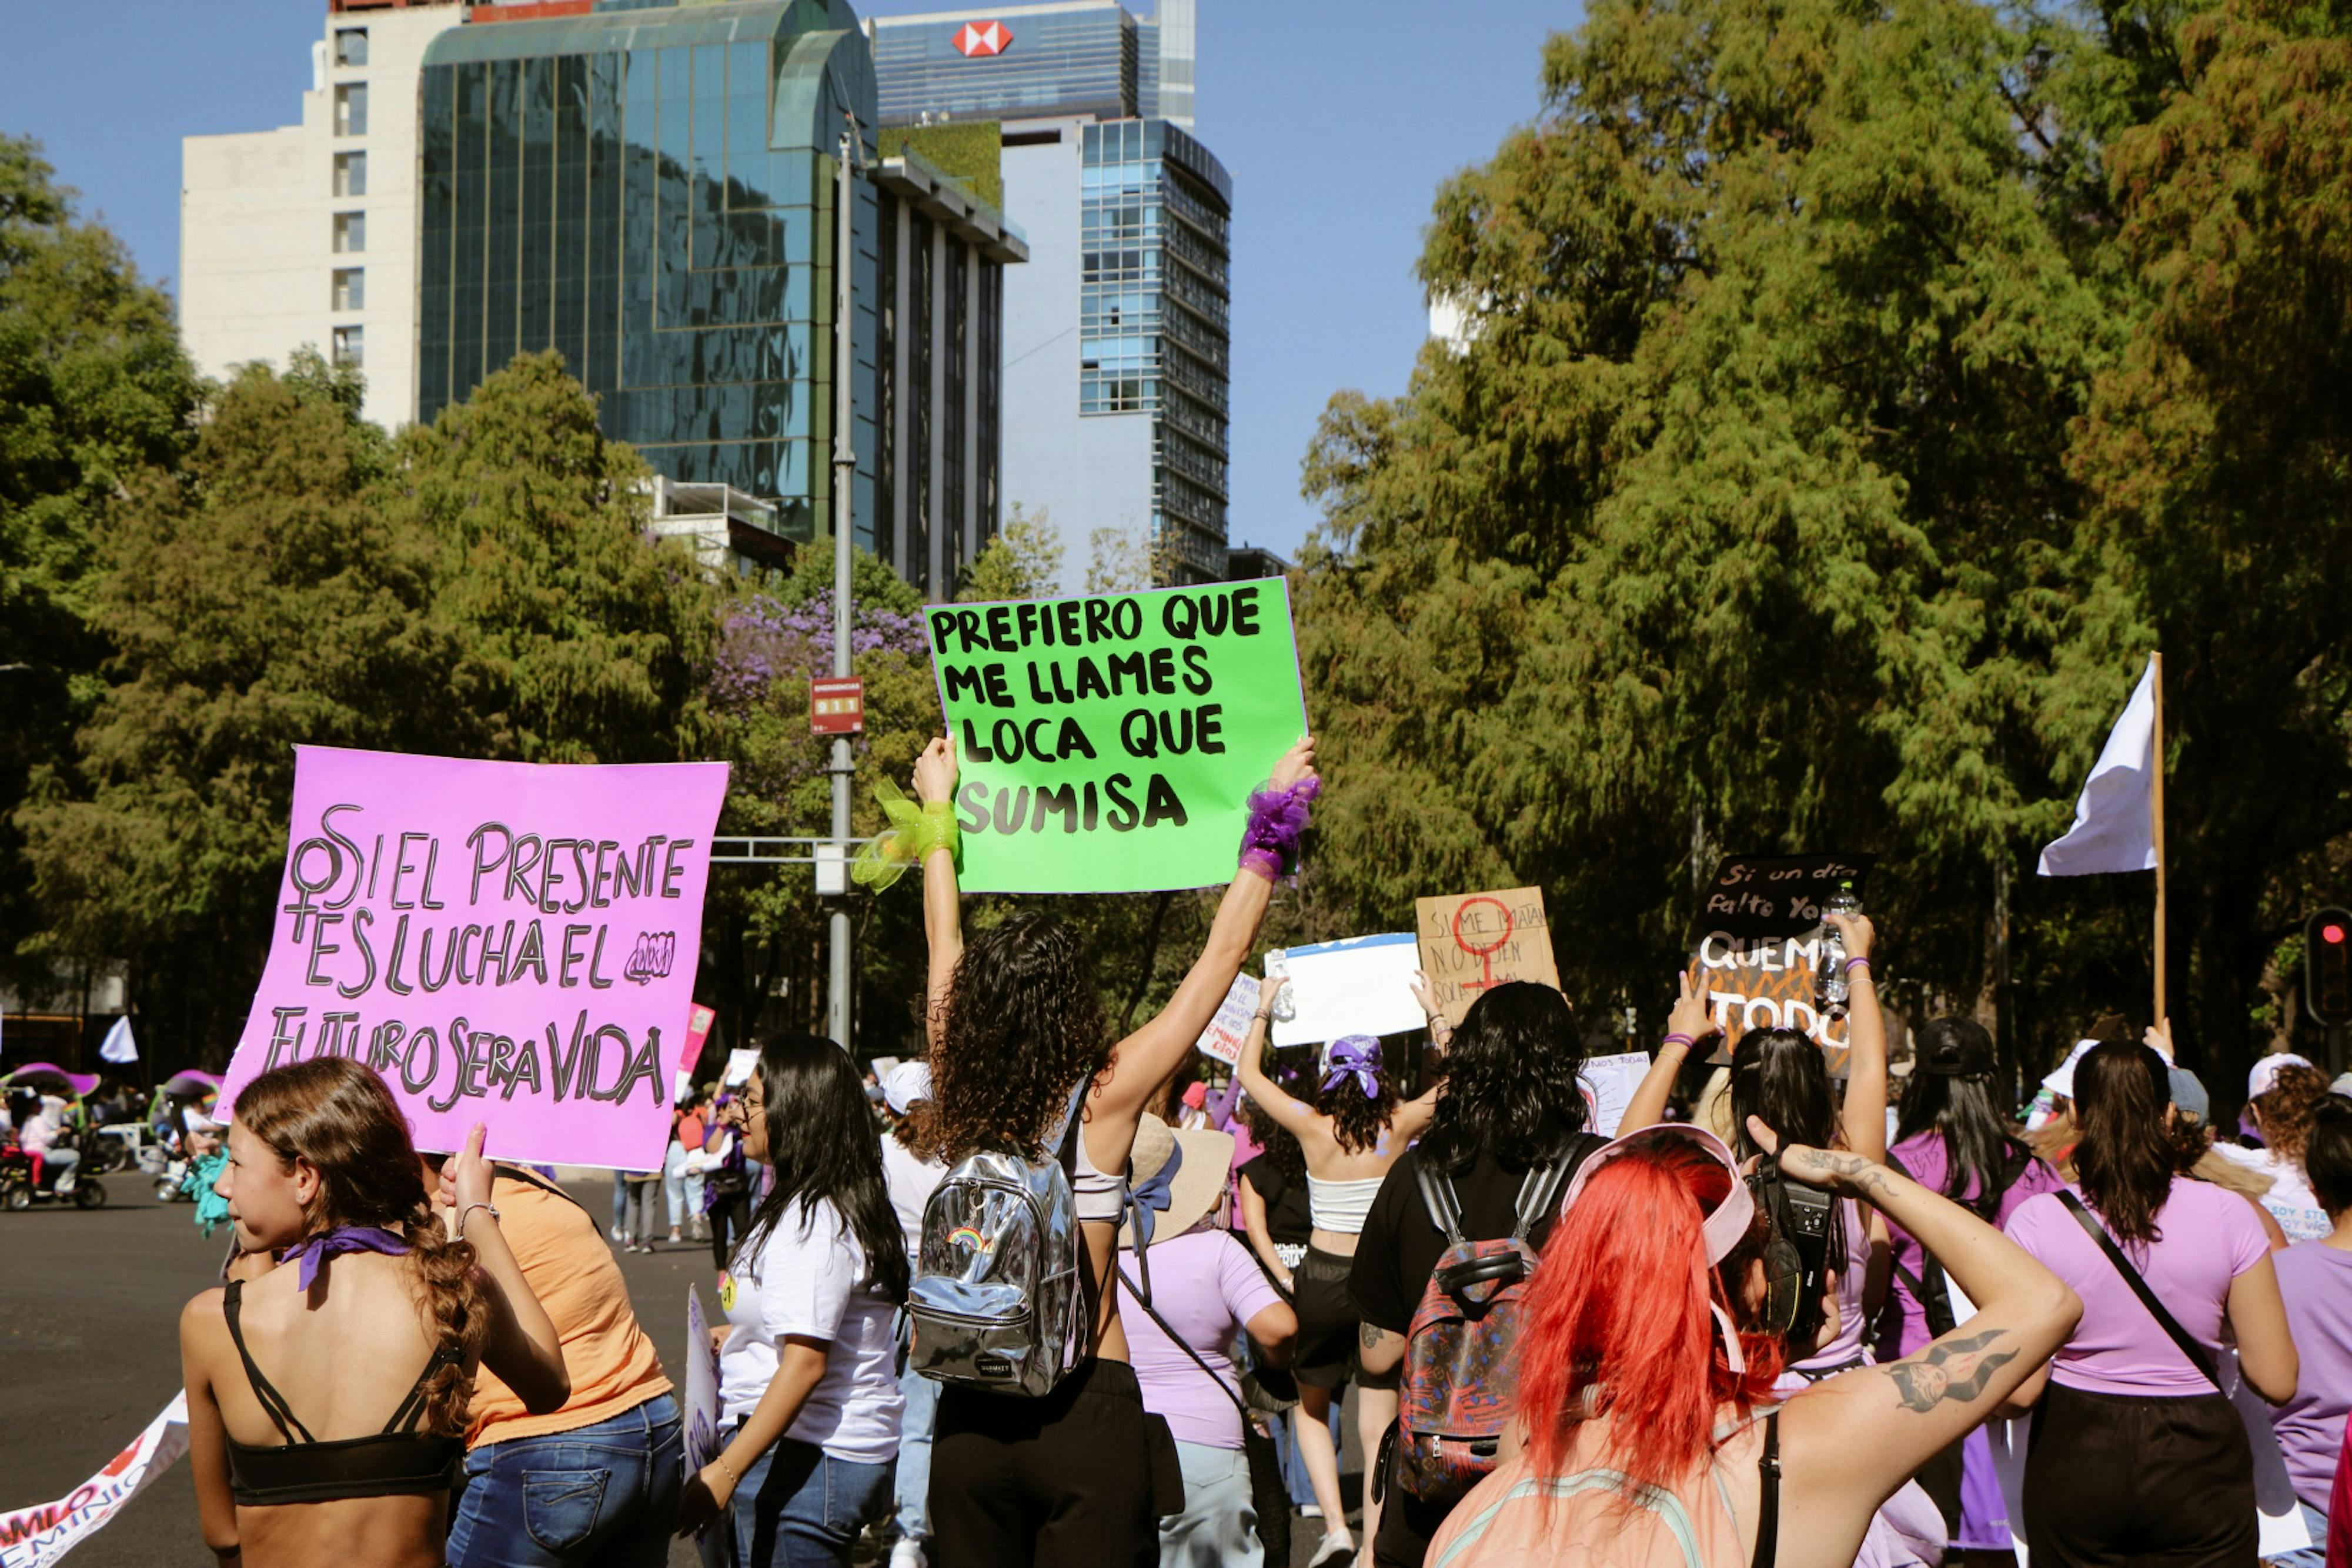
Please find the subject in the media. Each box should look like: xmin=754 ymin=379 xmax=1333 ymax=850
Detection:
xmin=2038 ymin=659 xmax=2159 ymax=877
xmin=96 ymin=1017 xmax=137 ymax=1065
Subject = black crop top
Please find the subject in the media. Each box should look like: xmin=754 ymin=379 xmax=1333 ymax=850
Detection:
xmin=220 ymin=1279 xmax=465 ymax=1506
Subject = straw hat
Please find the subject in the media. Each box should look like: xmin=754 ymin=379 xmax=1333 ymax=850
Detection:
xmin=1119 ymin=1113 xmax=1234 ymax=1249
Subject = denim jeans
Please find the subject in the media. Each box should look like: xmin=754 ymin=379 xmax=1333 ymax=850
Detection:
xmin=1160 ymin=1441 xmax=1260 ymax=1568
xmin=726 ymin=1432 xmax=894 ymax=1568
xmin=893 ymin=1356 xmax=939 ymax=1542
xmin=2266 ymin=1499 xmax=2330 ymax=1567
xmin=664 ymin=1144 xmax=704 ymax=1229
xmin=446 ymin=1393 xmax=683 ymax=1568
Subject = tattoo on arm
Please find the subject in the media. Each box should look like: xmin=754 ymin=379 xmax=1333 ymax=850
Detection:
xmin=1881 ymin=1330 xmax=2020 ymax=1413
xmin=1361 ymin=1322 xmax=1384 ymax=1350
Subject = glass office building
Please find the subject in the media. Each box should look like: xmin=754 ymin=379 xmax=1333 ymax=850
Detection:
xmin=416 ymin=0 xmax=879 ymax=550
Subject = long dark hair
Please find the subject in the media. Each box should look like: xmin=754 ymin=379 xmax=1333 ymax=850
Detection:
xmin=923 ymin=911 xmax=1108 ymax=1164
xmin=1893 ymin=1018 xmax=2032 ymax=1213
xmin=1416 ymin=982 xmax=1591 ymax=1173
xmin=1240 ymin=1094 xmax=1307 ymax=1183
xmin=234 ymin=1058 xmax=487 ymax=1437
xmin=2303 ymin=1096 xmax=2352 ymax=1215
xmin=735 ymin=1034 xmax=909 ymax=1303
xmin=1728 ymin=1028 xmax=1836 ymax=1159
xmin=2073 ymin=1041 xmax=2176 ymax=1245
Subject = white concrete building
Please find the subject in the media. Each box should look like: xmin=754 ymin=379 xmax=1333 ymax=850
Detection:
xmin=180 ymin=2 xmax=472 ymax=434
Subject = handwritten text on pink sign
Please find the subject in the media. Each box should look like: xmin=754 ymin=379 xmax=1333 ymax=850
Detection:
xmin=222 ymin=747 xmax=729 ymax=1170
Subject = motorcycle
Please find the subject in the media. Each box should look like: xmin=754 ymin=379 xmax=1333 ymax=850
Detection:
xmin=0 ymin=1134 xmax=110 ymax=1211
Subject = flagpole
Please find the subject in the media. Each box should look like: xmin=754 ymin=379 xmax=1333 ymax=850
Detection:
xmin=2151 ymin=651 xmax=2167 ymax=1024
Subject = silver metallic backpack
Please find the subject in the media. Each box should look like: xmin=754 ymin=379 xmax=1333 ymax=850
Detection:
xmin=907 ymin=1088 xmax=1089 ymax=1397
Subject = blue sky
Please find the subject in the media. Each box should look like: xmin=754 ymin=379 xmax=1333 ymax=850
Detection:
xmin=0 ymin=0 xmax=1575 ymax=560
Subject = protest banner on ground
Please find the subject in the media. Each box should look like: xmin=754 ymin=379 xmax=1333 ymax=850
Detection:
xmin=1266 ymin=934 xmax=1424 ymax=1049
xmin=926 ymin=582 xmax=1309 ymax=893
xmin=219 ymin=747 xmax=729 ymax=1172
xmin=1414 ymin=887 xmax=1562 ymax=1024
xmin=684 ymin=1284 xmax=721 ymax=1473
xmin=1579 ymin=1052 xmax=1651 ymax=1139
xmin=1696 ymin=853 xmax=1875 ymax=940
xmin=1691 ymin=930 xmax=1852 ymax=1072
xmin=1193 ymin=973 xmax=1262 ymax=1065
xmin=0 ymin=1394 xmax=188 ymax=1566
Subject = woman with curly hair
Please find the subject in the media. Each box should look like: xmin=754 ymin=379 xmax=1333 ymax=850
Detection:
xmin=1237 ymin=982 xmax=1445 ymax=1566
xmin=2211 ymin=1053 xmax=2337 ymax=1242
xmin=909 ymin=731 xmax=1319 ymax=1568
xmin=1344 ymin=981 xmax=1599 ymax=1568
xmin=179 ymin=1057 xmax=567 ymax=1568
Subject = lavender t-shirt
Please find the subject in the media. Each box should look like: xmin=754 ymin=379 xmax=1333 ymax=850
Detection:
xmin=1883 ymin=1133 xmax=2066 ymax=1356
xmin=2271 ymin=1241 xmax=2352 ymax=1510
xmin=1117 ymin=1228 xmax=1284 ymax=1449
xmin=2006 ymin=1177 xmax=2270 ymax=1397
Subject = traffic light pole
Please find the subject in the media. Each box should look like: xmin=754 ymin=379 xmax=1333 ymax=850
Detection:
xmin=826 ymin=116 xmax=860 ymax=1054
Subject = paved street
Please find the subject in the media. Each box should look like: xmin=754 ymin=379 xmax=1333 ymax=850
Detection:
xmin=1 ymin=1178 xmax=1359 ymax=1567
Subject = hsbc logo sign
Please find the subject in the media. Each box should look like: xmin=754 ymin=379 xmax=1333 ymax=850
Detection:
xmin=953 ymin=19 xmax=1013 ymax=56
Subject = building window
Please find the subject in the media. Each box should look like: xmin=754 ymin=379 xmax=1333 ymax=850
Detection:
xmin=333 ymin=269 xmax=365 ymax=312
xmin=333 ymin=211 xmax=366 ymax=253
xmin=333 ymin=326 xmax=364 ymax=368
xmin=333 ymin=151 xmax=367 ymax=198
xmin=335 ymin=83 xmax=368 ymax=136
xmin=335 ymin=29 xmax=369 ymax=68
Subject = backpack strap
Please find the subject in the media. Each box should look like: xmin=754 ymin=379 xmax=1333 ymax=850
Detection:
xmin=1508 ymin=1134 xmax=1600 ymax=1243
xmin=1753 ymin=1410 xmax=1782 ymax=1568
xmin=1116 ymin=1260 xmax=1250 ymax=1422
xmin=2056 ymin=1189 xmax=2222 ymax=1389
xmin=1415 ymin=1156 xmax=1470 ymax=1250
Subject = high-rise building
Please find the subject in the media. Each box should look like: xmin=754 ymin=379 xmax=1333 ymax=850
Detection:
xmin=182 ymin=1 xmax=473 ymax=436
xmin=868 ymin=1 xmax=1230 ymax=587
xmin=181 ymin=0 xmax=1024 ymax=597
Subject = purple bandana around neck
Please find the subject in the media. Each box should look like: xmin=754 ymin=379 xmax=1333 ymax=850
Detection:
xmin=278 ymin=1224 xmax=412 ymax=1291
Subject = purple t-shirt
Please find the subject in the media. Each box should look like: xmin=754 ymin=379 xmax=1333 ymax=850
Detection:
xmin=1117 ymin=1228 xmax=1284 ymax=1449
xmin=1884 ymin=1132 xmax=2066 ymax=1356
xmin=2006 ymin=1177 xmax=2270 ymax=1397
xmin=2271 ymin=1240 xmax=2352 ymax=1510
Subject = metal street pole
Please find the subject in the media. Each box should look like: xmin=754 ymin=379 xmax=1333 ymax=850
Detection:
xmin=827 ymin=116 xmax=860 ymax=1052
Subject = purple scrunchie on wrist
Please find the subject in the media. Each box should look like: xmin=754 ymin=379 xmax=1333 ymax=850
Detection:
xmin=1239 ymin=774 xmax=1321 ymax=879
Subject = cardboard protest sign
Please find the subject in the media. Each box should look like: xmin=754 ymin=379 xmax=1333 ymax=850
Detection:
xmin=1692 ymin=930 xmax=1851 ymax=1072
xmin=1698 ymin=853 xmax=1874 ymax=940
xmin=1578 ymin=1052 xmax=1651 ymax=1139
xmin=1267 ymin=934 xmax=1424 ymax=1049
xmin=220 ymin=747 xmax=729 ymax=1172
xmin=927 ymin=582 xmax=1309 ymax=893
xmin=684 ymin=1285 xmax=721 ymax=1473
xmin=1194 ymin=973 xmax=1261 ymax=1065
xmin=1414 ymin=887 xmax=1562 ymax=1025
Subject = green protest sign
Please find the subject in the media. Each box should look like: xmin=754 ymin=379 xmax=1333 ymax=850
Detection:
xmin=926 ymin=581 xmax=1309 ymax=893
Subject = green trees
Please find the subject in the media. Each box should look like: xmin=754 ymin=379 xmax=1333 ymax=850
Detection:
xmin=16 ymin=352 xmax=721 ymax=1062
xmin=1296 ymin=0 xmax=2352 ymax=1093
xmin=0 ymin=136 xmax=202 ymax=1003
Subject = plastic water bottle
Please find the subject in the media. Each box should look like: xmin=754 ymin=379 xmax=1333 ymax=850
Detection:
xmin=1819 ymin=881 xmax=1862 ymax=1019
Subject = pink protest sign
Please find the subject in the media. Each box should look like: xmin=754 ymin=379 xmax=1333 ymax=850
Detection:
xmin=219 ymin=747 xmax=730 ymax=1171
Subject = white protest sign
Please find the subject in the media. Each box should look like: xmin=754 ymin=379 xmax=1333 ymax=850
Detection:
xmin=1267 ymin=934 xmax=1424 ymax=1048
xmin=722 ymin=1048 xmax=759 ymax=1088
xmin=684 ymin=1284 xmax=721 ymax=1473
xmin=1578 ymin=1052 xmax=1651 ymax=1139
xmin=1194 ymin=974 xmax=1261 ymax=1065
xmin=0 ymin=1394 xmax=188 ymax=1566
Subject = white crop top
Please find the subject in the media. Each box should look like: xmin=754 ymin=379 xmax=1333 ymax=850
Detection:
xmin=1307 ymin=1173 xmax=1385 ymax=1235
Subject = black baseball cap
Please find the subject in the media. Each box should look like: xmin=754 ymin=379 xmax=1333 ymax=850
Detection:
xmin=1915 ymin=1017 xmax=1997 ymax=1076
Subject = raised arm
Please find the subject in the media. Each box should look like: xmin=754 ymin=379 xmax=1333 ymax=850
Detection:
xmin=1620 ymin=968 xmax=1720 ymax=1133
xmin=1834 ymin=915 xmax=1887 ymax=1163
xmin=910 ymin=737 xmax=963 ymax=1054
xmin=1098 ymin=737 xmax=1317 ymax=1118
xmin=443 ymin=1125 xmax=569 ymax=1415
xmin=1234 ymin=998 xmax=1321 ymax=1142
xmin=1765 ymin=1121 xmax=2079 ymax=1534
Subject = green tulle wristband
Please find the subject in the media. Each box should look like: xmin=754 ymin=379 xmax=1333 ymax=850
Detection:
xmin=851 ymin=780 xmax=959 ymax=891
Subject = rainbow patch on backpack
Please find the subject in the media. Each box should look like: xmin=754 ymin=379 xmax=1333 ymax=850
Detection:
xmin=948 ymin=1225 xmax=994 ymax=1255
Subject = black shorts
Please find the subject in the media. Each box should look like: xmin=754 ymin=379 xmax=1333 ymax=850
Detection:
xmin=1292 ymin=1245 xmax=1360 ymax=1390
xmin=930 ymin=1358 xmax=1168 ymax=1568
xmin=2023 ymin=1382 xmax=2256 ymax=1567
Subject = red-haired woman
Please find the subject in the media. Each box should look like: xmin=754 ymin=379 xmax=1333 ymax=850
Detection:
xmin=179 ymin=1057 xmax=569 ymax=1568
xmin=1427 ymin=1119 xmax=2078 ymax=1568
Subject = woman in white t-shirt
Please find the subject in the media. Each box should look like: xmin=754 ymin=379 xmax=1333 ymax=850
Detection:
xmin=878 ymin=1060 xmax=946 ymax=1568
xmin=674 ymin=1034 xmax=910 ymax=1567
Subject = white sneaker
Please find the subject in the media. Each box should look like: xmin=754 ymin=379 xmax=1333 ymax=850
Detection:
xmin=1308 ymin=1530 xmax=1354 ymax=1567
xmin=610 ymin=1225 xmax=624 ymax=1243
xmin=889 ymin=1541 xmax=927 ymax=1568
xmin=1299 ymin=1505 xmax=1324 ymax=1520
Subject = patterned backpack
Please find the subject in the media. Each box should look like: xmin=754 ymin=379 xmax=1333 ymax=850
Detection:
xmin=1394 ymin=1138 xmax=1600 ymax=1507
